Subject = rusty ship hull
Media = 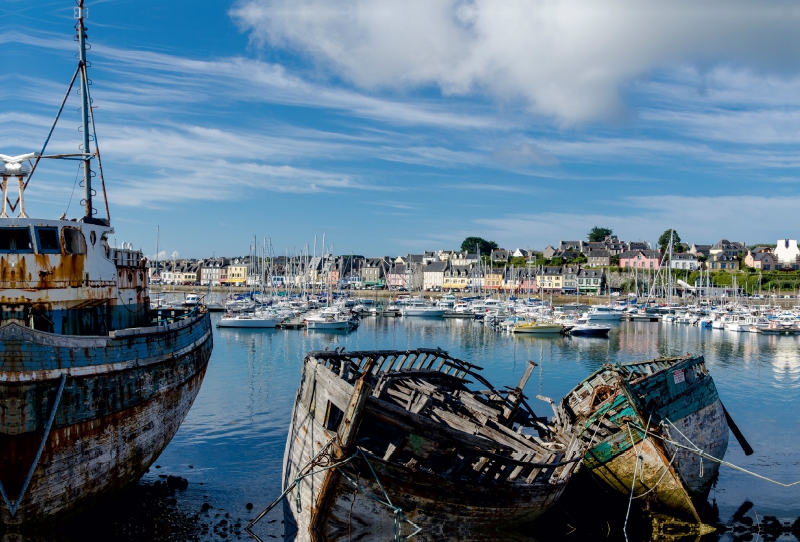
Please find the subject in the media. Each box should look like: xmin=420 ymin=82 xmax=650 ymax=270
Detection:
xmin=282 ymin=349 xmax=582 ymax=541
xmin=560 ymin=355 xmax=729 ymax=521
xmin=0 ymin=312 xmax=213 ymax=524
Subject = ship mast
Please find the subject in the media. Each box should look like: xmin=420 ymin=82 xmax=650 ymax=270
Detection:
xmin=76 ymin=0 xmax=94 ymax=221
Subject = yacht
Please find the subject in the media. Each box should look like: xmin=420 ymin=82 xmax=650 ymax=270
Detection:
xmin=400 ymin=299 xmax=446 ymax=317
xmin=583 ymin=305 xmax=622 ymax=322
xmin=306 ymin=308 xmax=358 ymax=330
xmin=569 ymin=318 xmax=611 ymax=337
xmin=217 ymin=311 xmax=278 ymax=328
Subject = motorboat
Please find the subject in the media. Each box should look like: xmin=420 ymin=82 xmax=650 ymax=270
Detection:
xmin=306 ymin=312 xmax=358 ymax=330
xmin=511 ymin=321 xmax=563 ymax=334
xmin=583 ymin=305 xmax=622 ymax=322
xmin=400 ymin=299 xmax=446 ymax=317
xmin=724 ymin=315 xmax=749 ymax=332
xmin=184 ymin=293 xmax=201 ymax=306
xmin=217 ymin=312 xmax=278 ymax=328
xmin=568 ymin=318 xmax=611 ymax=337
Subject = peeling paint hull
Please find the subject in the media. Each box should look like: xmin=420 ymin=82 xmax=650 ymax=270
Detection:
xmin=561 ymin=355 xmax=729 ymax=521
xmin=0 ymin=312 xmax=213 ymax=524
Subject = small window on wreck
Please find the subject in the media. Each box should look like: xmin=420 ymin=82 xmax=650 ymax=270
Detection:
xmin=63 ymin=228 xmax=87 ymax=255
xmin=0 ymin=227 xmax=33 ymax=253
xmin=324 ymin=402 xmax=345 ymax=432
xmin=35 ymin=227 xmax=61 ymax=254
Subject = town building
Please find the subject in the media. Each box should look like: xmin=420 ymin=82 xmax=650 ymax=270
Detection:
xmin=706 ymin=253 xmax=739 ymax=271
xmin=362 ymin=257 xmax=391 ymax=288
xmin=200 ymin=258 xmax=229 ymax=286
xmin=710 ymin=240 xmax=746 ymax=258
xmin=537 ymin=266 xmax=563 ymax=293
xmin=577 ymin=269 xmax=603 ymax=294
xmin=669 ymin=253 xmax=698 ymax=270
xmin=745 ymin=250 xmax=777 ymax=271
xmin=443 ymin=265 xmax=471 ymax=291
xmin=561 ymin=265 xmax=580 ymax=293
xmin=586 ymin=250 xmax=611 ymax=267
xmin=773 ymin=239 xmax=800 ymax=270
xmin=619 ymin=250 xmax=662 ymax=270
xmin=423 ymin=261 xmax=448 ymax=291
xmin=226 ymin=263 xmax=247 ymax=285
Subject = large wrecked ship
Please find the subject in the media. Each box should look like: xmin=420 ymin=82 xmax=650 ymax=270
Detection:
xmin=558 ymin=355 xmax=730 ymax=521
xmin=281 ymin=348 xmax=583 ymax=541
xmin=0 ymin=2 xmax=212 ymax=524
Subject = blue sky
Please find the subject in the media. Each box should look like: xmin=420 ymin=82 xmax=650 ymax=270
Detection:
xmin=4 ymin=0 xmax=800 ymax=258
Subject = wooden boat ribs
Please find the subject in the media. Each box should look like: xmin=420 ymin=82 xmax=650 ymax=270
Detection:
xmin=558 ymin=354 xmax=729 ymax=522
xmin=282 ymin=348 xmax=583 ymax=541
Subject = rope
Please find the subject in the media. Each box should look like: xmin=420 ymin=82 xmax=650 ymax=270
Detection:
xmin=336 ymin=450 xmax=422 ymax=542
xmin=623 ymin=425 xmax=643 ymax=542
xmin=245 ymin=440 xmax=421 ymax=542
xmin=629 ymin=421 xmax=800 ymax=488
xmin=0 ymin=373 xmax=67 ymax=517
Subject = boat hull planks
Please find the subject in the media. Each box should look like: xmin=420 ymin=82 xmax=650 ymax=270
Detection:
xmin=283 ymin=350 xmax=580 ymax=541
xmin=0 ymin=313 xmax=213 ymax=524
xmin=561 ymin=355 xmax=728 ymax=522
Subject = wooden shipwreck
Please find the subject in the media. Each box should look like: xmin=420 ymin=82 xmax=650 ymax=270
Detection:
xmin=557 ymin=355 xmax=729 ymax=521
xmin=282 ymin=348 xmax=583 ymax=541
xmin=0 ymin=2 xmax=213 ymax=525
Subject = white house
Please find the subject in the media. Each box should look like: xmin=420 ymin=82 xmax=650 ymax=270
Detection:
xmin=669 ymin=253 xmax=698 ymax=271
xmin=773 ymin=239 xmax=800 ymax=268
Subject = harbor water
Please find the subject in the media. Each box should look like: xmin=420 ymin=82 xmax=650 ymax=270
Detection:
xmin=56 ymin=310 xmax=800 ymax=541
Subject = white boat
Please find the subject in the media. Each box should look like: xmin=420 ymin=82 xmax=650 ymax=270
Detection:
xmin=583 ymin=305 xmax=622 ymax=322
xmin=400 ymin=299 xmax=446 ymax=317
xmin=217 ymin=312 xmax=278 ymax=328
xmin=306 ymin=313 xmax=357 ymax=330
xmin=569 ymin=318 xmax=611 ymax=337
xmin=724 ymin=315 xmax=749 ymax=332
xmin=184 ymin=293 xmax=200 ymax=306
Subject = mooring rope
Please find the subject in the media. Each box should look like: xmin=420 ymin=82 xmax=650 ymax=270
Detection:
xmin=245 ymin=439 xmax=421 ymax=542
xmin=0 ymin=373 xmax=67 ymax=517
xmin=629 ymin=421 xmax=800 ymax=488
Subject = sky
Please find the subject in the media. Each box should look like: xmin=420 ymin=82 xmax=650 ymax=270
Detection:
xmin=4 ymin=0 xmax=800 ymax=259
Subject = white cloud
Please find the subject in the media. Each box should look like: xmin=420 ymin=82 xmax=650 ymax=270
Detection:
xmin=232 ymin=0 xmax=800 ymax=124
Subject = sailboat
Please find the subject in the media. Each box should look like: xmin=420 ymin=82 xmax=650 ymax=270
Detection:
xmin=0 ymin=2 xmax=213 ymax=524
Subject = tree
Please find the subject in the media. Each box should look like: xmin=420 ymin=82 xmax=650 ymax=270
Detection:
xmin=610 ymin=254 xmax=620 ymax=266
xmin=461 ymin=237 xmax=499 ymax=255
xmin=587 ymin=227 xmax=613 ymax=242
xmin=658 ymin=230 xmax=681 ymax=256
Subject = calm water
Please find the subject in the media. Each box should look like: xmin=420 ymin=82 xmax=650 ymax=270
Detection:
xmin=68 ymin=311 xmax=800 ymax=540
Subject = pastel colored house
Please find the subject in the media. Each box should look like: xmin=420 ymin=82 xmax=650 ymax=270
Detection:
xmin=619 ymin=250 xmax=662 ymax=270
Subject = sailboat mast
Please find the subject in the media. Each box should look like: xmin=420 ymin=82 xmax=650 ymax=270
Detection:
xmin=76 ymin=0 xmax=94 ymax=220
